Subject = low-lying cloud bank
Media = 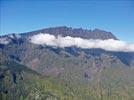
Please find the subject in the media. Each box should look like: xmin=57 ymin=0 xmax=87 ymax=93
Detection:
xmin=30 ymin=33 xmax=134 ymax=52
xmin=0 ymin=37 xmax=11 ymax=44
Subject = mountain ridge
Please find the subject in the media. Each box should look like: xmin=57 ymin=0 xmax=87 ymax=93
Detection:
xmin=20 ymin=26 xmax=118 ymax=40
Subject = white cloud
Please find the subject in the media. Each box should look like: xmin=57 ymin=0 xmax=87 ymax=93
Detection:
xmin=30 ymin=33 xmax=134 ymax=52
xmin=0 ymin=34 xmax=21 ymax=45
xmin=0 ymin=37 xmax=11 ymax=45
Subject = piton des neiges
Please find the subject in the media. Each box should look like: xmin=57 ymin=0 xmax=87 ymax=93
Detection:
xmin=0 ymin=26 xmax=134 ymax=100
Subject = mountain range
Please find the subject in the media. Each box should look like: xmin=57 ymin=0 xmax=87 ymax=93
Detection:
xmin=0 ymin=26 xmax=134 ymax=100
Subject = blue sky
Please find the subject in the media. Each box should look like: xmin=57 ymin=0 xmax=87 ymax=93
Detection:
xmin=0 ymin=0 xmax=134 ymax=41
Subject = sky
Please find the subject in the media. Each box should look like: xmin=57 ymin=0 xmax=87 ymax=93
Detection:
xmin=0 ymin=0 xmax=134 ymax=42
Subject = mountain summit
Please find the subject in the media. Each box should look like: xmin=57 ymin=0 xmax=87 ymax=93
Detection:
xmin=21 ymin=26 xmax=117 ymax=40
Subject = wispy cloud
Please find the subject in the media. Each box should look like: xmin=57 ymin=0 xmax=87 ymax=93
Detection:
xmin=30 ymin=33 xmax=134 ymax=52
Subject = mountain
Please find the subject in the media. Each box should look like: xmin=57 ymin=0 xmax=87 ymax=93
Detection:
xmin=21 ymin=26 xmax=118 ymax=40
xmin=0 ymin=26 xmax=134 ymax=100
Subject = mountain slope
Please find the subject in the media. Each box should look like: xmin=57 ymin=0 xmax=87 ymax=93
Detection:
xmin=0 ymin=56 xmax=134 ymax=100
xmin=0 ymin=60 xmax=84 ymax=100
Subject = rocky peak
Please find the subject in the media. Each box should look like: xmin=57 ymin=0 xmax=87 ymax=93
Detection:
xmin=21 ymin=26 xmax=117 ymax=40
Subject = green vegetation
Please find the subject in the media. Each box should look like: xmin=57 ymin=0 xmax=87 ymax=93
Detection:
xmin=0 ymin=61 xmax=134 ymax=100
